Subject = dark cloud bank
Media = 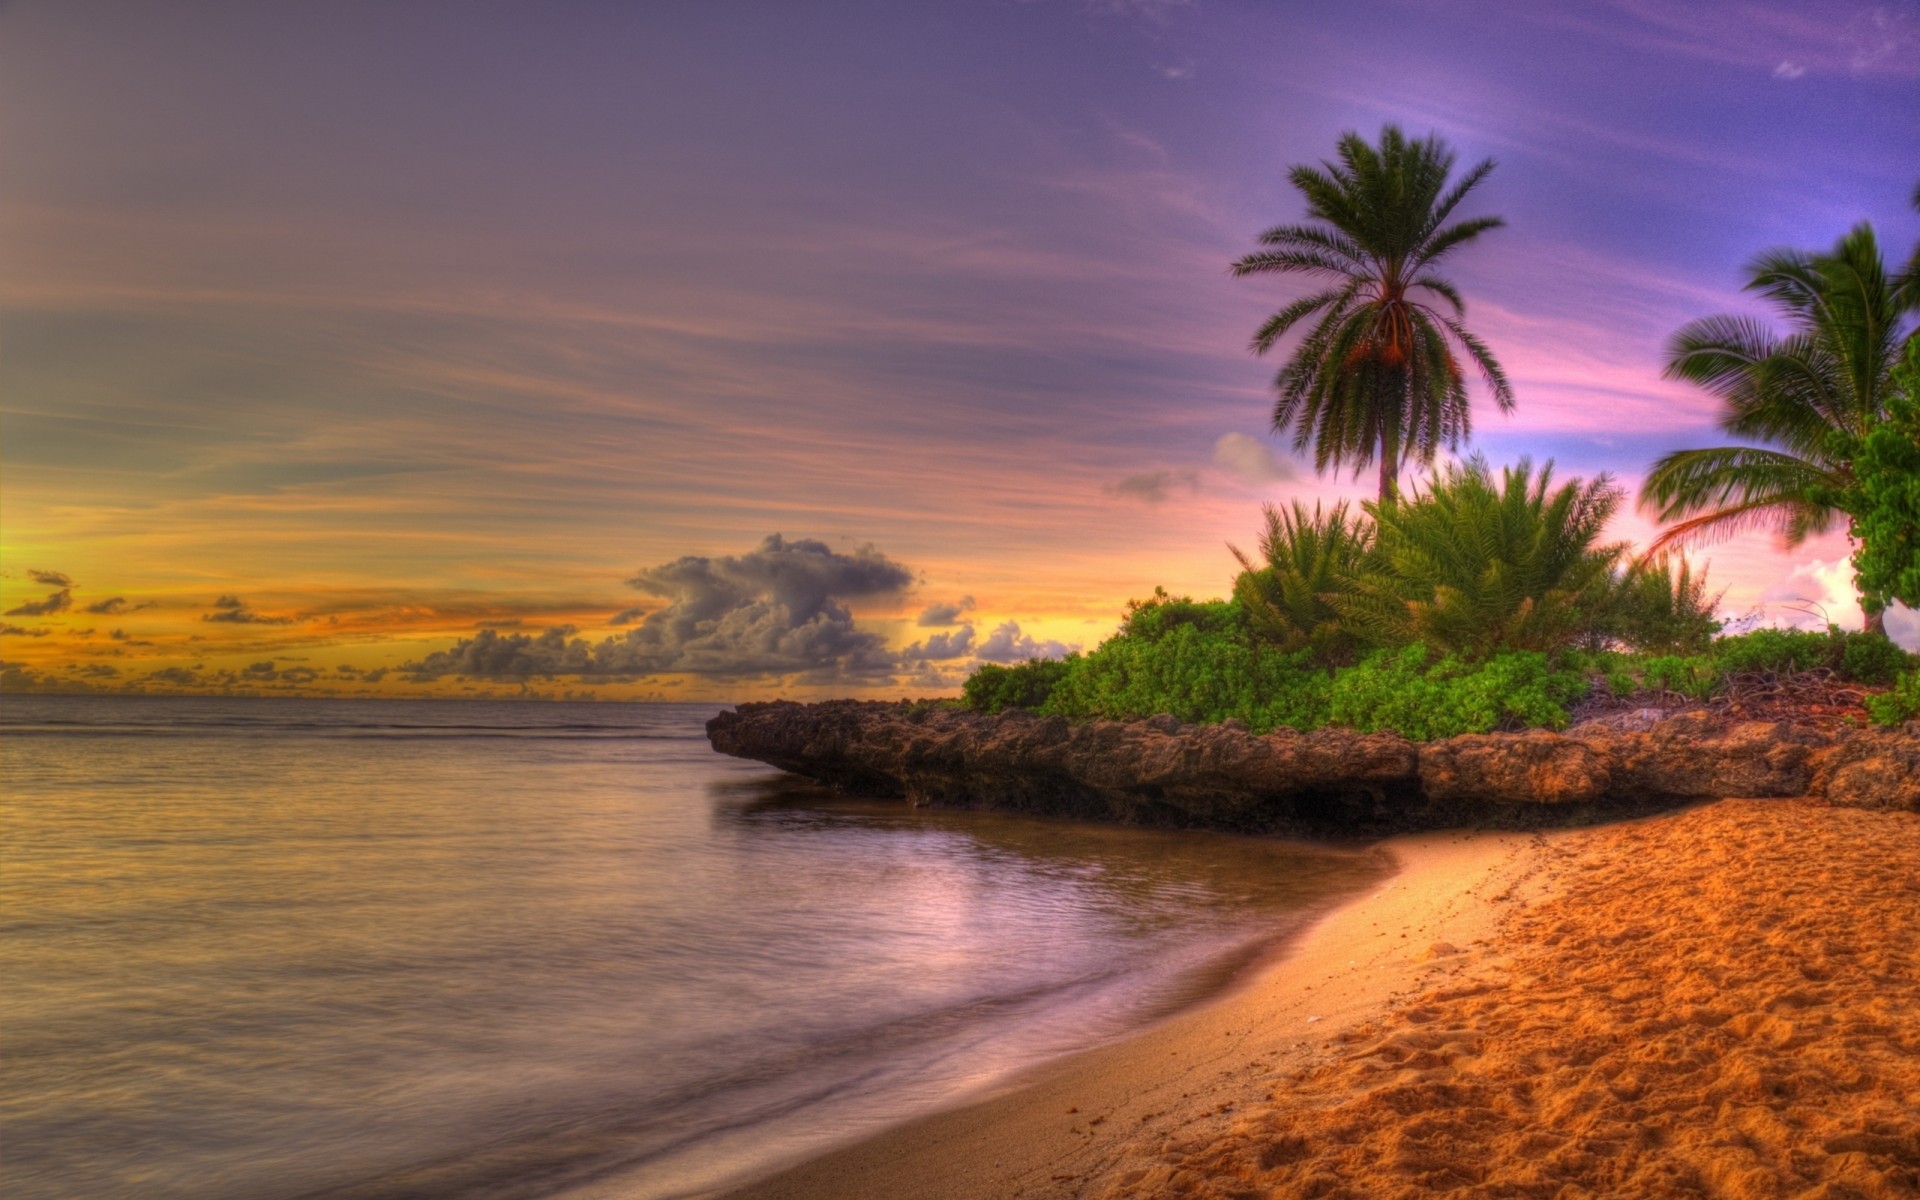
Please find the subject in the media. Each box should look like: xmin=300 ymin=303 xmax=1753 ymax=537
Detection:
xmin=403 ymin=535 xmax=917 ymax=681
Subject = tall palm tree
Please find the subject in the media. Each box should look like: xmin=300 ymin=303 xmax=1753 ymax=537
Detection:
xmin=1640 ymin=224 xmax=1909 ymax=633
xmin=1232 ymin=126 xmax=1515 ymax=502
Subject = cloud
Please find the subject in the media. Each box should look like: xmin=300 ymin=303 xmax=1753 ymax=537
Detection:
xmin=29 ymin=569 xmax=74 ymax=587
xmin=145 ymin=667 xmax=202 ymax=686
xmin=609 ymin=607 xmax=647 ymax=625
xmin=1772 ymin=60 xmax=1807 ymax=78
xmin=86 ymin=597 xmax=158 ymax=615
xmin=1110 ymin=469 xmax=1198 ymax=503
xmin=1844 ymin=3 xmax=1918 ymax=71
xmin=901 ymin=625 xmax=977 ymax=662
xmin=242 ymin=661 xmax=278 ymax=678
xmin=406 ymin=534 xmax=914 ymax=680
xmin=6 ymin=589 xmax=72 ymax=616
xmin=975 ymin=620 xmax=1076 ymax=663
xmin=1 ymin=623 xmax=51 ymax=637
xmin=202 ymin=594 xmax=296 ymax=625
xmin=917 ymin=596 xmax=976 ymax=626
xmin=617 ymin=533 xmax=913 ymax=677
xmin=1212 ymin=432 xmax=1293 ymax=486
xmin=78 ymin=664 xmax=121 ymax=679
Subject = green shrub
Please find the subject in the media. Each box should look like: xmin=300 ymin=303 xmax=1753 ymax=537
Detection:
xmin=1705 ymin=625 xmax=1908 ymax=683
xmin=1337 ymin=457 xmax=1626 ymax=657
xmin=1711 ymin=627 xmax=1836 ymax=675
xmin=1116 ymin=588 xmax=1244 ymax=641
xmin=1636 ymin=654 xmax=1719 ymax=699
xmin=1840 ymin=632 xmax=1912 ymax=685
xmin=1609 ymin=555 xmax=1723 ymax=654
xmin=1230 ymin=500 xmax=1370 ymax=665
xmin=1041 ymin=618 xmax=1330 ymax=732
xmin=1865 ymin=667 xmax=1920 ymax=727
xmin=962 ymin=657 xmax=1075 ymax=713
xmin=1849 ymin=339 xmax=1920 ymax=612
xmin=1326 ymin=644 xmax=1587 ymax=740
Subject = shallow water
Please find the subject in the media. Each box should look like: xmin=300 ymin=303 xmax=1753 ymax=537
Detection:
xmin=0 ymin=695 xmax=1389 ymax=1200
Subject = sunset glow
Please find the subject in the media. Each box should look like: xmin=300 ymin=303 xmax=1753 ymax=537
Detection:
xmin=4 ymin=1 xmax=1917 ymax=699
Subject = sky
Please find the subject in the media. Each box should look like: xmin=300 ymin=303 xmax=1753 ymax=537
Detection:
xmin=2 ymin=0 xmax=1918 ymax=701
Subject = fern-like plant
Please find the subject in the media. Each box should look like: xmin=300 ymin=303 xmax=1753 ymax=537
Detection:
xmin=1337 ymin=457 xmax=1625 ymax=656
xmin=1230 ymin=501 xmax=1372 ymax=664
xmin=1607 ymin=554 xmax=1724 ymax=654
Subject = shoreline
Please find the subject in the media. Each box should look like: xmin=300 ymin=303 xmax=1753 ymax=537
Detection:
xmin=694 ymin=795 xmax=1920 ymax=1199
xmin=705 ymin=823 xmax=1550 ymax=1200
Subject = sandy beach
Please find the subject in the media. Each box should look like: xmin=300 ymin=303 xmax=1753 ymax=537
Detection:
xmin=723 ymin=798 xmax=1920 ymax=1200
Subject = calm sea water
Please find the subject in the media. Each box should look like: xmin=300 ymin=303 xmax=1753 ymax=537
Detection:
xmin=0 ymin=695 xmax=1389 ymax=1200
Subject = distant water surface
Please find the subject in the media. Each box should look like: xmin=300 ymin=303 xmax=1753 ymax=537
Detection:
xmin=0 ymin=695 xmax=1389 ymax=1200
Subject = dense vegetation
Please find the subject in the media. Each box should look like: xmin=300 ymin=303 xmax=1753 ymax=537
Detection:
xmin=962 ymin=459 xmax=1917 ymax=737
xmin=960 ymin=145 xmax=1919 ymax=739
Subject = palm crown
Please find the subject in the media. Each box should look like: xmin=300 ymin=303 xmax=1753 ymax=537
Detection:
xmin=1233 ymin=126 xmax=1515 ymax=500
xmin=1639 ymin=224 xmax=1909 ymax=631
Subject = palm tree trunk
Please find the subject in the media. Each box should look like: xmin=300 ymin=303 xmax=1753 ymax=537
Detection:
xmin=1377 ymin=428 xmax=1399 ymax=503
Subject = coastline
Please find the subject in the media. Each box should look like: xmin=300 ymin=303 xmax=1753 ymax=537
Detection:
xmin=705 ymin=824 xmax=1549 ymax=1200
xmin=695 ymin=795 xmax=1919 ymax=1199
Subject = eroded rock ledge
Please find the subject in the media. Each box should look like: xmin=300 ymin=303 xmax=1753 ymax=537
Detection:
xmin=707 ymin=701 xmax=1920 ymax=835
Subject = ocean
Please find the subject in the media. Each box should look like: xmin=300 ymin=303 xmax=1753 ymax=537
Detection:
xmin=0 ymin=695 xmax=1389 ymax=1200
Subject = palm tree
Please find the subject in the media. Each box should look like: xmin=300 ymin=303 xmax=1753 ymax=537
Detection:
xmin=1640 ymin=224 xmax=1909 ymax=634
xmin=1232 ymin=126 xmax=1515 ymax=502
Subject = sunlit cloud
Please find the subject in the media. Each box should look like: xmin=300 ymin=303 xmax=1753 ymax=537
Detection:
xmin=1212 ymin=432 xmax=1293 ymax=486
xmin=975 ymin=621 xmax=1077 ymax=663
xmin=916 ymin=597 xmax=977 ymax=627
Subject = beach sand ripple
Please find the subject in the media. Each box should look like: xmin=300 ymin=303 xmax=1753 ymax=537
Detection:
xmin=1096 ymin=799 xmax=1920 ymax=1199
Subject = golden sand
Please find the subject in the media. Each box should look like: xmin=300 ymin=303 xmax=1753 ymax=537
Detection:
xmin=713 ymin=799 xmax=1918 ymax=1200
xmin=1094 ymin=799 xmax=1920 ymax=1200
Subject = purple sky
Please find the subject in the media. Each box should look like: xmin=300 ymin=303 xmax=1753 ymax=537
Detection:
xmin=3 ymin=0 xmax=1917 ymax=697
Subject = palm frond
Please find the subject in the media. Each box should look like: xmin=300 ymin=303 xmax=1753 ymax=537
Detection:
xmin=1410 ymin=215 xmax=1504 ymax=271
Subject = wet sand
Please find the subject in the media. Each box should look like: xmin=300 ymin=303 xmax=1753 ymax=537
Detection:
xmin=720 ymin=798 xmax=1920 ymax=1200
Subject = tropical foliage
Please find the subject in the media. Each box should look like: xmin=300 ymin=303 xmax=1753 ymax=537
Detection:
xmin=1233 ymin=125 xmax=1514 ymax=500
xmin=1230 ymin=501 xmax=1370 ymax=664
xmin=958 ymin=176 xmax=1920 ymax=741
xmin=1604 ymin=555 xmax=1723 ymax=655
xmin=1848 ymin=339 xmax=1920 ymax=611
xmin=1640 ymin=224 xmax=1910 ymax=630
xmin=1324 ymin=645 xmax=1586 ymax=740
xmin=1866 ymin=667 xmax=1920 ymax=727
xmin=961 ymin=657 xmax=1077 ymax=714
xmin=1336 ymin=458 xmax=1625 ymax=656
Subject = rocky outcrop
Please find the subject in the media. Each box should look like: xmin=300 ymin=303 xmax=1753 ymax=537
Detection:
xmin=1811 ymin=730 xmax=1920 ymax=812
xmin=706 ymin=701 xmax=1920 ymax=835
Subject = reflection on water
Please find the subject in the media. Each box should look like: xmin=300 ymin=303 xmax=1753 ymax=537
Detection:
xmin=0 ymin=696 xmax=1389 ymax=1200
